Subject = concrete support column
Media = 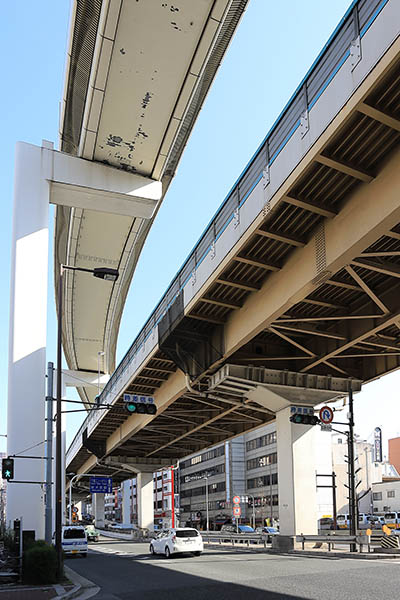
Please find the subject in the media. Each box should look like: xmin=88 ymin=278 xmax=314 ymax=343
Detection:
xmin=93 ymin=493 xmax=105 ymax=528
xmin=7 ymin=142 xmax=51 ymax=537
xmin=137 ymin=473 xmax=154 ymax=531
xmin=121 ymin=480 xmax=132 ymax=524
xmin=276 ymin=406 xmax=318 ymax=537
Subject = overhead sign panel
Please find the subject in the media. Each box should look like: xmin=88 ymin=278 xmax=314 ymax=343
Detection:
xmin=90 ymin=476 xmax=112 ymax=494
xmin=374 ymin=427 xmax=382 ymax=463
xmin=123 ymin=393 xmax=155 ymax=404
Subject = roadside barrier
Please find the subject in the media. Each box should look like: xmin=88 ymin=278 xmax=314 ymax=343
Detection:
xmin=296 ymin=534 xmax=371 ymax=552
xmin=380 ymin=534 xmax=400 ymax=549
xmin=201 ymin=532 xmax=268 ymax=548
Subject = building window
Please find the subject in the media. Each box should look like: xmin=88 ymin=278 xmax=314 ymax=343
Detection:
xmin=180 ymin=463 xmax=225 ymax=485
xmin=247 ymin=472 xmax=278 ymax=489
xmin=373 ymin=492 xmax=382 ymax=501
xmin=180 ymin=481 xmax=226 ymax=499
xmin=246 ymin=432 xmax=277 ymax=452
xmin=387 ymin=490 xmax=395 ymax=498
xmin=247 ymin=453 xmax=277 ymax=471
xmin=179 ymin=445 xmax=225 ymax=470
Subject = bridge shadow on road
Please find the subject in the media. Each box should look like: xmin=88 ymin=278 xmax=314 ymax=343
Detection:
xmin=66 ymin=548 xmax=321 ymax=600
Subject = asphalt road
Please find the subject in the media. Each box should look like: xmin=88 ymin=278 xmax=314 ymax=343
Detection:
xmin=66 ymin=537 xmax=400 ymax=600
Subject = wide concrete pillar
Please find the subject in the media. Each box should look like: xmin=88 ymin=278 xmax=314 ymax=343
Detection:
xmin=137 ymin=473 xmax=154 ymax=531
xmin=276 ymin=406 xmax=318 ymax=536
xmin=7 ymin=141 xmax=51 ymax=537
xmin=93 ymin=493 xmax=105 ymax=528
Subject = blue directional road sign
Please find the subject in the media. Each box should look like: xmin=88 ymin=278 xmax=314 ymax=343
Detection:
xmin=90 ymin=476 xmax=112 ymax=494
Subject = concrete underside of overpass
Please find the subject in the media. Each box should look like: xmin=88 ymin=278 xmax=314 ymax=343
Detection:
xmin=56 ymin=0 xmax=249 ymax=406
xmin=68 ymin=33 xmax=400 ymax=482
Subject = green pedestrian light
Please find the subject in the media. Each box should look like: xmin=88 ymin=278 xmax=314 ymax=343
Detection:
xmin=2 ymin=457 xmax=14 ymax=480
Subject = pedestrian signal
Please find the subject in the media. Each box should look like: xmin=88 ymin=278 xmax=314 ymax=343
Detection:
xmin=2 ymin=457 xmax=14 ymax=480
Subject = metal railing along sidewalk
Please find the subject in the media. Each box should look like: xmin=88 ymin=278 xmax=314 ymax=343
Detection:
xmin=202 ymin=532 xmax=268 ymax=548
xmin=296 ymin=533 xmax=372 ymax=552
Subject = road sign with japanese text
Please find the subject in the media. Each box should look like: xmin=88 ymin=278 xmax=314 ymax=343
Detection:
xmin=90 ymin=476 xmax=112 ymax=494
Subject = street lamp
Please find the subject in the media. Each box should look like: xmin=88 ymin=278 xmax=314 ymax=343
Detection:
xmin=203 ymin=475 xmax=209 ymax=531
xmin=55 ymin=265 xmax=118 ymax=578
xmin=247 ymin=494 xmax=255 ymax=529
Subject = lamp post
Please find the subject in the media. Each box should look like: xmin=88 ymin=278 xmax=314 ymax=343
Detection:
xmin=247 ymin=494 xmax=255 ymax=529
xmin=55 ymin=265 xmax=118 ymax=579
xmin=203 ymin=475 xmax=209 ymax=531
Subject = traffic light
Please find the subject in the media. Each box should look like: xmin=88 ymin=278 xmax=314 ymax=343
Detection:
xmin=125 ymin=401 xmax=157 ymax=416
xmin=290 ymin=414 xmax=319 ymax=425
xmin=2 ymin=457 xmax=14 ymax=480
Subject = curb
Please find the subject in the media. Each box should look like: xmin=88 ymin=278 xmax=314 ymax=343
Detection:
xmin=285 ymin=549 xmax=400 ymax=559
xmin=55 ymin=566 xmax=99 ymax=600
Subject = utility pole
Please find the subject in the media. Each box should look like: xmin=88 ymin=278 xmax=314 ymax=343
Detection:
xmin=203 ymin=475 xmax=209 ymax=531
xmin=332 ymin=471 xmax=337 ymax=531
xmin=348 ymin=387 xmax=357 ymax=552
xmin=269 ymin=463 xmax=273 ymax=524
xmin=44 ymin=362 xmax=54 ymax=544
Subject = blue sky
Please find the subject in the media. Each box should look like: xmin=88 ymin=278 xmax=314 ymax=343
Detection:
xmin=2 ymin=0 xmax=399 ymax=458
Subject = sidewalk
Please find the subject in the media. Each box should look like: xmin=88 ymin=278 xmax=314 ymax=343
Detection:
xmin=0 ymin=565 xmax=98 ymax=600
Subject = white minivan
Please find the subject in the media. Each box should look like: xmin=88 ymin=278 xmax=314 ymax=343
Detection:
xmin=61 ymin=525 xmax=88 ymax=557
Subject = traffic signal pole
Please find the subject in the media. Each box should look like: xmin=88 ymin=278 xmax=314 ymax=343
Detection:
xmin=348 ymin=388 xmax=357 ymax=552
xmin=45 ymin=362 xmax=54 ymax=544
xmin=55 ymin=268 xmax=63 ymax=579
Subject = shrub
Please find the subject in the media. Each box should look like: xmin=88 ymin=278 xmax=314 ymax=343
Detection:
xmin=22 ymin=541 xmax=58 ymax=584
xmin=0 ymin=526 xmax=17 ymax=554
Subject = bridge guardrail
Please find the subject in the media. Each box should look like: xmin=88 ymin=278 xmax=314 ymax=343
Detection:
xmin=66 ymin=0 xmax=394 ymax=465
xmin=201 ymin=532 xmax=268 ymax=548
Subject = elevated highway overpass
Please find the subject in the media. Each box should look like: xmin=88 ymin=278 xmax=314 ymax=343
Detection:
xmin=68 ymin=0 xmax=400 ymax=466
xmin=57 ymin=0 xmax=249 ymax=405
xmin=65 ymin=0 xmax=400 ymax=535
xmin=7 ymin=0 xmax=249 ymax=537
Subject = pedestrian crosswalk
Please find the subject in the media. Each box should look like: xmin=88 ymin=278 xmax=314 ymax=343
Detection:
xmin=90 ymin=545 xmax=135 ymax=557
xmin=89 ymin=545 xmax=152 ymax=560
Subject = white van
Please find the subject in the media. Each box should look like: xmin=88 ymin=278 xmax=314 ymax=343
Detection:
xmin=384 ymin=512 xmax=400 ymax=529
xmin=336 ymin=514 xmax=348 ymax=529
xmin=61 ymin=525 xmax=88 ymax=557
